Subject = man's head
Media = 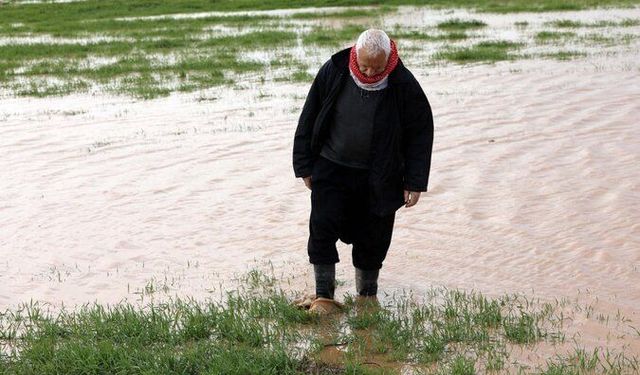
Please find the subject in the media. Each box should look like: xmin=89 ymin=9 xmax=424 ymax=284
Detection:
xmin=355 ymin=29 xmax=391 ymax=78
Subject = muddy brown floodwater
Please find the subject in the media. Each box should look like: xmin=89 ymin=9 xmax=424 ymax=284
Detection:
xmin=1 ymin=5 xmax=639 ymax=364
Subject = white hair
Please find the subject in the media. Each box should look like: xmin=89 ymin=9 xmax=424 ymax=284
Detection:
xmin=355 ymin=29 xmax=391 ymax=59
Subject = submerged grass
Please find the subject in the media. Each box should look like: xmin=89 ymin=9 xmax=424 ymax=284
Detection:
xmin=434 ymin=40 xmax=523 ymax=63
xmin=535 ymin=30 xmax=577 ymax=42
xmin=290 ymin=7 xmax=391 ymax=20
xmin=541 ymin=50 xmax=588 ymax=60
xmin=436 ymin=18 xmax=487 ymax=30
xmin=1 ymin=2 xmax=639 ymax=98
xmin=546 ymin=18 xmax=640 ymax=28
xmin=0 ymin=14 xmax=278 ymax=38
xmin=302 ymin=24 xmax=366 ymax=47
xmin=10 ymin=78 xmax=90 ymax=98
xmin=541 ymin=347 xmax=640 ymax=374
xmin=1 ymin=0 xmax=639 ymax=24
xmin=0 ymin=31 xmax=296 ymax=63
xmin=2 ymin=269 xmax=637 ymax=374
xmin=0 ymin=30 xmax=297 ymax=98
xmin=392 ymin=30 xmax=470 ymax=41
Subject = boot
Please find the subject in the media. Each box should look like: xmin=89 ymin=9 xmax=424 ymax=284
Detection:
xmin=355 ymin=267 xmax=379 ymax=297
xmin=314 ymin=263 xmax=336 ymax=299
xmin=308 ymin=264 xmax=342 ymax=315
xmin=308 ymin=297 xmax=344 ymax=315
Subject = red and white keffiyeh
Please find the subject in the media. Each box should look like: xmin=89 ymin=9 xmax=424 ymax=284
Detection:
xmin=349 ymin=40 xmax=399 ymax=91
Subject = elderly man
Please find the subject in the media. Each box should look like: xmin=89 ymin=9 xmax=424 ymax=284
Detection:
xmin=293 ymin=29 xmax=433 ymax=313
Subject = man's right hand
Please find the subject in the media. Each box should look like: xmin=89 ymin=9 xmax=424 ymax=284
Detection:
xmin=303 ymin=176 xmax=312 ymax=190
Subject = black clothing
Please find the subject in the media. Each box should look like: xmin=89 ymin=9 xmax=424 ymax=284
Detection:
xmin=293 ymin=47 xmax=434 ymax=217
xmin=320 ymin=77 xmax=385 ymax=170
xmin=308 ymin=156 xmax=395 ymax=270
xmin=314 ymin=263 xmax=336 ymax=299
xmin=355 ymin=267 xmax=379 ymax=296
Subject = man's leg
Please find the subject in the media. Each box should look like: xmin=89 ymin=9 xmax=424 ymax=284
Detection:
xmin=355 ymin=267 xmax=380 ymax=297
xmin=351 ymin=211 xmax=395 ymax=270
xmin=308 ymin=157 xmax=349 ymax=299
xmin=350 ymin=203 xmax=396 ymax=296
xmin=313 ymin=264 xmax=335 ymax=299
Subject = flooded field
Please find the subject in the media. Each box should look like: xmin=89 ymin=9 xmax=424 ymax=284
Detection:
xmin=1 ymin=3 xmax=640 ymax=372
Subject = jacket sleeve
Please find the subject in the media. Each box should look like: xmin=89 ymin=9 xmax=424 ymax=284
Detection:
xmin=292 ymin=61 xmax=330 ymax=178
xmin=401 ymin=79 xmax=434 ymax=192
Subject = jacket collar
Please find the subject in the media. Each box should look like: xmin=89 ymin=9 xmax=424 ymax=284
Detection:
xmin=330 ymin=46 xmax=411 ymax=84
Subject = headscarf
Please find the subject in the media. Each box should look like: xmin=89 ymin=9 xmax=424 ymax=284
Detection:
xmin=348 ymin=40 xmax=399 ymax=91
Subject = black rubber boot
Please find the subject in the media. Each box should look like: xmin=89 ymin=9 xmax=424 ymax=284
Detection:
xmin=355 ymin=267 xmax=379 ymax=296
xmin=314 ymin=264 xmax=336 ymax=299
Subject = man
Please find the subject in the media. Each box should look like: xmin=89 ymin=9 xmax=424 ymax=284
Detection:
xmin=292 ymin=29 xmax=433 ymax=313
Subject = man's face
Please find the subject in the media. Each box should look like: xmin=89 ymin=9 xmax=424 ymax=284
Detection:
xmin=356 ymin=48 xmax=387 ymax=77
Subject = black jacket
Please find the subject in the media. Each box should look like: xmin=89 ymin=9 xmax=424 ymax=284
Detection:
xmin=293 ymin=48 xmax=434 ymax=216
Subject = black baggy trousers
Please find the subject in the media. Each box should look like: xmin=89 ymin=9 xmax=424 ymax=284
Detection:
xmin=307 ymin=156 xmax=396 ymax=270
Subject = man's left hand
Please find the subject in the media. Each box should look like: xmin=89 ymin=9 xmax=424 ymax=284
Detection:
xmin=404 ymin=190 xmax=421 ymax=208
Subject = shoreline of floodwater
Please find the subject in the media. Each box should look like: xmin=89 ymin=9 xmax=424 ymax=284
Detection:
xmin=1 ymin=269 xmax=638 ymax=374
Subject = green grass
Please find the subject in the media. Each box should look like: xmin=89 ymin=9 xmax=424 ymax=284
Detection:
xmin=0 ymin=14 xmax=278 ymax=38
xmin=1 ymin=1 xmax=638 ymax=98
xmin=437 ymin=18 xmax=487 ymax=30
xmin=542 ymin=50 xmax=588 ymax=60
xmin=289 ymin=7 xmax=390 ymax=19
xmin=434 ymin=40 xmax=522 ymax=63
xmin=541 ymin=347 xmax=640 ymax=374
xmin=0 ymin=294 xmax=312 ymax=374
xmin=301 ymin=24 xmax=471 ymax=48
xmin=10 ymin=78 xmax=90 ymax=98
xmin=1 ymin=0 xmax=639 ymax=24
xmin=535 ymin=30 xmax=577 ymax=42
xmin=0 ymin=31 xmax=296 ymax=61
xmin=0 ymin=31 xmax=296 ymax=65
xmin=290 ymin=70 xmax=314 ymax=83
xmin=439 ymin=355 xmax=476 ymax=375
xmin=581 ymin=33 xmax=617 ymax=44
xmin=302 ymin=24 xmax=366 ymax=46
xmin=0 ymin=29 xmax=297 ymax=98
xmin=1 ymin=269 xmax=638 ymax=374
xmin=547 ymin=18 xmax=640 ymax=28
xmin=392 ymin=30 xmax=470 ymax=41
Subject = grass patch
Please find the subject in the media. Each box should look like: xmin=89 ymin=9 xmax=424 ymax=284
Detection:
xmin=0 ymin=31 xmax=296 ymax=64
xmin=1 ymin=2 xmax=638 ymax=98
xmin=437 ymin=18 xmax=487 ymax=30
xmin=198 ymin=30 xmax=297 ymax=49
xmin=535 ymin=30 xmax=577 ymax=42
xmin=0 ymin=14 xmax=278 ymax=38
xmin=435 ymin=40 xmax=522 ymax=63
xmin=541 ymin=347 xmax=640 ymax=374
xmin=10 ymin=78 xmax=90 ymax=97
xmin=0 ymin=289 xmax=314 ymax=374
xmin=1 ymin=0 xmax=639 ymax=24
xmin=393 ymin=30 xmax=469 ymax=41
xmin=580 ymin=33 xmax=618 ymax=44
xmin=290 ymin=8 xmax=387 ymax=19
xmin=302 ymin=24 xmax=365 ymax=46
xmin=440 ymin=355 xmax=476 ymax=375
xmin=111 ymin=73 xmax=174 ymax=99
xmin=541 ymin=50 xmax=588 ymax=60
xmin=547 ymin=18 xmax=640 ymax=28
xmin=274 ymin=69 xmax=314 ymax=84
xmin=302 ymin=24 xmax=471 ymax=48
xmin=291 ymin=70 xmax=314 ymax=83
xmin=0 ymin=29 xmax=296 ymax=98
xmin=0 ymin=41 xmax=136 ymax=62
xmin=1 ymin=269 xmax=638 ymax=374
